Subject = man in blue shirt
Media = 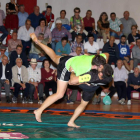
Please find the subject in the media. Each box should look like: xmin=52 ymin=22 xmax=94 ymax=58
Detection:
xmin=55 ymin=37 xmax=71 ymax=56
xmin=118 ymin=35 xmax=133 ymax=72
xmin=127 ymin=67 xmax=140 ymax=105
xmin=18 ymin=5 xmax=28 ymax=27
xmin=28 ymin=6 xmax=45 ymax=29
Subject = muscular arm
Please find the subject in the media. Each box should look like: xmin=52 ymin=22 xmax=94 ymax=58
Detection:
xmin=69 ymin=72 xmax=79 ymax=85
xmin=69 ymin=72 xmax=91 ymax=85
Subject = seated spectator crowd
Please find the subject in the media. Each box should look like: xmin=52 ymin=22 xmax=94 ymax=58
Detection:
xmin=0 ymin=2 xmax=140 ymax=105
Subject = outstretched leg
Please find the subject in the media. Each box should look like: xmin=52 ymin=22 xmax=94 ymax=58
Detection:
xmin=34 ymin=80 xmax=68 ymax=122
xmin=30 ymin=33 xmax=61 ymax=65
xmin=67 ymin=99 xmax=89 ymax=128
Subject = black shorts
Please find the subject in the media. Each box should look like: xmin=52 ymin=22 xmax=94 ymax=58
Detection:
xmin=57 ymin=56 xmax=73 ymax=82
xmin=79 ymin=84 xmax=99 ymax=102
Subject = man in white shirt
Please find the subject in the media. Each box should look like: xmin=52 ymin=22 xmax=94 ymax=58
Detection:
xmin=27 ymin=58 xmax=41 ymax=103
xmin=113 ymin=59 xmax=128 ymax=104
xmin=84 ymin=34 xmax=99 ymax=54
xmin=18 ymin=19 xmax=34 ymax=56
xmin=0 ymin=55 xmax=12 ymax=103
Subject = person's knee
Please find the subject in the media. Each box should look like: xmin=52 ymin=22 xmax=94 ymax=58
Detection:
xmin=130 ymin=60 xmax=133 ymax=64
xmin=110 ymin=32 xmax=115 ymax=37
xmin=38 ymin=83 xmax=43 ymax=88
xmin=5 ymin=30 xmax=8 ymax=36
xmin=123 ymin=60 xmax=127 ymax=64
xmin=30 ymin=84 xmax=35 ymax=90
xmin=14 ymin=83 xmax=20 ymax=88
xmin=80 ymin=100 xmax=89 ymax=108
xmin=56 ymin=93 xmax=64 ymax=99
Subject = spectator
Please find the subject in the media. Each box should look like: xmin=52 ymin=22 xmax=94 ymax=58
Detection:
xmin=70 ymin=34 xmax=84 ymax=54
xmin=97 ymin=12 xmax=110 ymax=44
xmin=0 ymin=6 xmax=8 ymax=44
xmin=28 ymin=6 xmax=45 ymax=29
xmin=113 ymin=60 xmax=128 ymax=104
xmin=51 ymin=20 xmax=72 ymax=50
xmin=0 ymin=55 xmax=12 ymax=103
xmin=118 ymin=35 xmax=133 ymax=72
xmin=18 ymin=5 xmax=28 ymax=27
xmin=83 ymin=10 xmax=97 ymax=42
xmin=56 ymin=10 xmax=70 ymax=30
xmin=127 ymin=67 xmax=140 ymax=105
xmin=10 ymin=45 xmax=28 ymax=68
xmin=18 ymin=19 xmax=34 ymax=56
xmin=38 ymin=59 xmax=57 ymax=104
xmin=69 ymin=47 xmax=82 ymax=56
xmin=84 ymin=34 xmax=99 ymax=54
xmin=5 ymin=0 xmax=19 ymax=31
xmin=27 ymin=58 xmax=41 ymax=103
xmin=12 ymin=58 xmax=30 ymax=103
xmin=55 ymin=37 xmax=71 ymax=56
xmin=8 ymin=32 xmax=22 ymax=55
xmin=29 ymin=33 xmax=48 ymax=61
xmin=120 ymin=11 xmax=138 ymax=37
xmin=109 ymin=12 xmax=123 ymax=39
xmin=92 ymin=81 xmax=116 ymax=104
xmin=128 ymin=25 xmax=140 ymax=48
xmin=102 ymin=36 xmax=119 ymax=66
xmin=70 ymin=7 xmax=87 ymax=42
xmin=35 ymin=18 xmax=51 ymax=43
xmin=0 ymin=45 xmax=9 ymax=63
xmin=42 ymin=5 xmax=54 ymax=30
xmin=132 ymin=39 xmax=140 ymax=68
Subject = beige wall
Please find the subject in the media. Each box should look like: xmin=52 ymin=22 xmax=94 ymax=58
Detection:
xmin=1 ymin=0 xmax=139 ymax=28
xmin=37 ymin=0 xmax=140 ymax=29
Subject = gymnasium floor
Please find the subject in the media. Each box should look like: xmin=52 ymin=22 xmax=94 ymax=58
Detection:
xmin=0 ymin=97 xmax=140 ymax=139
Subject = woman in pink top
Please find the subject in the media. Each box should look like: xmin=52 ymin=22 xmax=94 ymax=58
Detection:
xmin=35 ymin=18 xmax=52 ymax=43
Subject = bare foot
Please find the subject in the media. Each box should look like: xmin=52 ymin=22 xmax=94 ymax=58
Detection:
xmin=34 ymin=110 xmax=42 ymax=122
xmin=67 ymin=122 xmax=80 ymax=128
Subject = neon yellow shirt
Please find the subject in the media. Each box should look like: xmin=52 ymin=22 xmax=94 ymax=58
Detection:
xmin=65 ymin=54 xmax=106 ymax=76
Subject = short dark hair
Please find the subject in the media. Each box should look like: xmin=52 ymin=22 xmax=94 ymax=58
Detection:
xmin=39 ymin=18 xmax=46 ymax=26
xmin=19 ymin=4 xmax=24 ymax=9
xmin=87 ymin=10 xmax=92 ymax=13
xmin=88 ymin=34 xmax=94 ymax=38
xmin=47 ymin=5 xmax=52 ymax=9
xmin=25 ymin=19 xmax=31 ymax=24
xmin=74 ymin=7 xmax=81 ymax=13
xmin=92 ymin=55 xmax=106 ymax=66
xmin=76 ymin=33 xmax=83 ymax=38
xmin=102 ymin=64 xmax=114 ymax=79
xmin=110 ymin=12 xmax=116 ymax=16
xmin=16 ymin=44 xmax=23 ymax=49
xmin=42 ymin=59 xmax=51 ymax=68
xmin=60 ymin=10 xmax=66 ymax=15
xmin=61 ymin=37 xmax=68 ymax=42
xmin=121 ymin=35 xmax=126 ymax=39
xmin=131 ymin=25 xmax=137 ymax=30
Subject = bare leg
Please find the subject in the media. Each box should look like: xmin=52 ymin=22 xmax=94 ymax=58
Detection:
xmin=67 ymin=99 xmax=89 ymax=128
xmin=123 ymin=60 xmax=130 ymax=71
xmin=34 ymin=80 xmax=68 ymax=122
xmin=130 ymin=60 xmax=134 ymax=70
xmin=30 ymin=33 xmax=61 ymax=65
